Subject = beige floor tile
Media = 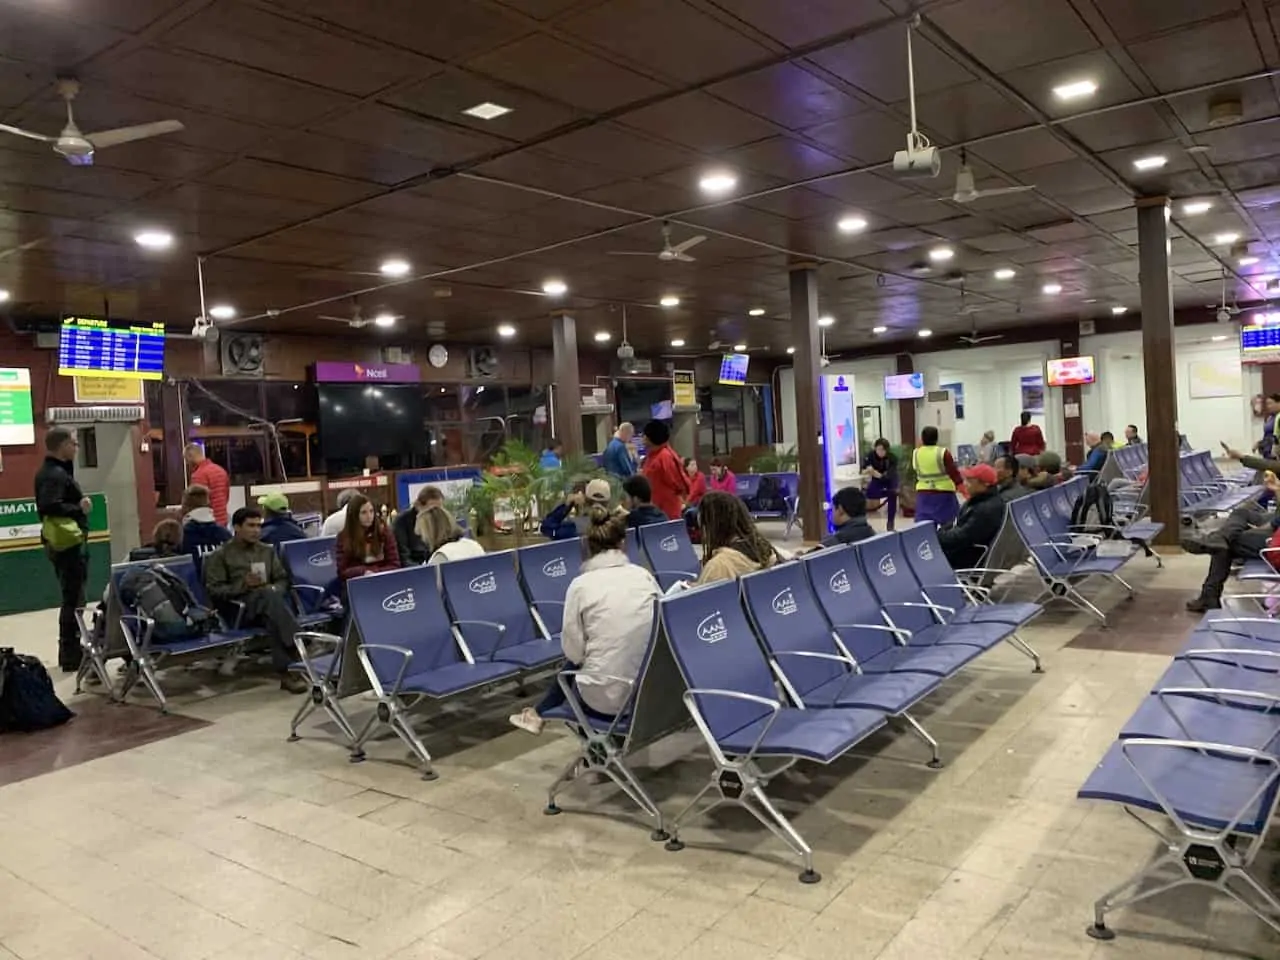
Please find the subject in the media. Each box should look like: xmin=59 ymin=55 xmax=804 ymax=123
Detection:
xmin=680 ymin=929 xmax=778 ymax=960
xmin=709 ymin=896 xmax=817 ymax=951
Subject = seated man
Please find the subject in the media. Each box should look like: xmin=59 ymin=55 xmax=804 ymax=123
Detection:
xmin=1079 ymin=432 xmax=1112 ymax=475
xmin=621 ymin=475 xmax=669 ymax=529
xmin=995 ymin=455 xmax=1031 ymax=501
xmin=1184 ymin=478 xmax=1280 ymax=612
xmin=540 ymin=479 xmax=611 ymax=540
xmin=393 ymin=485 xmax=443 ymax=566
xmin=821 ymin=486 xmax=874 ymax=547
xmin=258 ymin=492 xmax=307 ymax=547
xmin=202 ymin=507 xmax=308 ymax=694
xmin=1025 ymin=451 xmax=1065 ymax=490
xmin=938 ymin=464 xmax=1006 ymax=570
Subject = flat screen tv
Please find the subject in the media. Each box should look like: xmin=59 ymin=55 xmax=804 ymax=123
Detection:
xmin=1241 ymin=321 xmax=1280 ymax=364
xmin=58 ymin=316 xmax=165 ymax=380
xmin=884 ymin=372 xmax=925 ymax=400
xmin=718 ymin=353 xmax=750 ymax=385
xmin=315 ymin=384 xmax=425 ymax=462
xmin=1046 ymin=356 xmax=1096 ymax=386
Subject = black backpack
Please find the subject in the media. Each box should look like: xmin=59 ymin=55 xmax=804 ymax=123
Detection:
xmin=119 ymin=565 xmax=220 ymax=642
xmin=0 ymin=649 xmax=73 ymax=733
xmin=1070 ymin=481 xmax=1115 ymax=537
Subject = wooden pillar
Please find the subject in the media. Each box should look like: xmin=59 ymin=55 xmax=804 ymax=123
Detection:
xmin=551 ymin=312 xmax=583 ymax=457
xmin=896 ymin=354 xmax=917 ymax=443
xmin=1059 ymin=334 xmax=1085 ymax=465
xmin=789 ymin=265 xmax=825 ymax=539
xmin=160 ymin=380 xmax=186 ymax=507
xmin=1137 ymin=197 xmax=1179 ymax=545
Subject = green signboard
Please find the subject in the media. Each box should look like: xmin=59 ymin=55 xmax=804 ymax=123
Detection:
xmin=0 ymin=367 xmax=35 ymax=446
xmin=0 ymin=492 xmax=110 ymax=615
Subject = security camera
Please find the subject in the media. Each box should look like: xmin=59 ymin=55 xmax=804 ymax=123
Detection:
xmin=892 ymin=143 xmax=941 ymax=179
xmin=616 ymin=342 xmax=635 ymax=360
xmin=191 ymin=320 xmax=220 ymax=342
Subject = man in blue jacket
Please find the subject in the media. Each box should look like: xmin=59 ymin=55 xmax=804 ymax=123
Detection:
xmin=603 ymin=422 xmax=635 ymax=477
xmin=1080 ymin=431 xmax=1112 ymax=475
xmin=258 ymin=492 xmax=307 ymax=547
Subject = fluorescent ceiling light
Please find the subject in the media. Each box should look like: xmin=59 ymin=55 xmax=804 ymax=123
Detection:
xmin=1181 ymin=200 xmax=1212 ymax=216
xmin=659 ymin=295 xmax=680 ymax=308
xmin=698 ymin=171 xmax=737 ymax=194
xmin=1132 ymin=155 xmax=1167 ymax=171
xmin=1240 ymin=256 xmax=1260 ymax=267
xmin=837 ymin=215 xmax=868 ymax=234
xmin=1053 ymin=79 xmax=1098 ymax=101
xmin=1211 ymin=335 xmax=1228 ymax=342
xmin=1043 ymin=283 xmax=1063 ymax=295
xmin=748 ymin=307 xmax=766 ymax=316
xmin=497 ymin=324 xmax=516 ymax=338
xmin=0 ymin=289 xmax=9 ymax=303
xmin=1111 ymin=306 xmax=1127 ymax=315
xmin=462 ymin=102 xmax=511 ymax=120
xmin=379 ymin=258 xmax=410 ymax=277
xmin=593 ymin=331 xmax=611 ymax=343
xmin=786 ymin=347 xmax=795 ymax=354
xmin=817 ymin=315 xmax=835 ymax=327
xmin=928 ymin=246 xmax=954 ymax=262
xmin=917 ymin=328 xmax=932 ymax=338
xmin=872 ymin=325 xmax=888 ymax=334
xmin=541 ymin=278 xmax=567 ymax=296
xmin=373 ymin=313 xmax=396 ymax=328
xmin=733 ymin=343 xmax=747 ymax=351
xmin=670 ymin=338 xmax=686 ymax=347
xmin=1215 ymin=232 xmax=1240 ymax=245
xmin=134 ymin=229 xmax=173 ymax=250
xmin=208 ymin=304 xmax=236 ymax=321
xmin=993 ymin=268 xmax=1016 ymax=280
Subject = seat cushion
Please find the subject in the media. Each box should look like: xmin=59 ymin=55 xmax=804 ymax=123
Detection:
xmin=152 ymin=631 xmax=247 ymax=657
xmin=859 ymin=642 xmax=982 ymax=677
xmin=493 ymin=639 xmax=562 ymax=669
xmin=720 ymin=706 xmax=885 ymax=763
xmin=542 ymin=702 xmax=632 ymax=735
xmin=291 ymin=652 xmax=339 ymax=676
xmin=802 ymin=670 xmax=940 ymax=713
xmin=1121 ymin=694 xmax=1280 ymax=746
xmin=950 ymin=602 xmax=1041 ymax=627
xmin=1156 ymin=658 xmax=1280 ymax=697
xmin=910 ymin=622 xmax=1010 ymax=651
xmin=399 ymin=660 xmax=521 ymax=697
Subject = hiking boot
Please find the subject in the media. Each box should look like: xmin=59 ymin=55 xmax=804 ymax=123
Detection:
xmin=1185 ymin=595 xmax=1222 ymax=613
xmin=279 ymin=672 xmax=309 ymax=695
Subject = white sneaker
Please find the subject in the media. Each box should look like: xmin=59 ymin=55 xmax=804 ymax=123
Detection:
xmin=509 ymin=707 xmax=544 ymax=735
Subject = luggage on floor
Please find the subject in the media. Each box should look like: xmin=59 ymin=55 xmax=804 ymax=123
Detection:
xmin=0 ymin=648 xmax=74 ymax=733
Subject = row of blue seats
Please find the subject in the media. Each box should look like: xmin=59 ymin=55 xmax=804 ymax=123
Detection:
xmin=1178 ymin=450 xmax=1262 ymax=516
xmin=1076 ymin=593 xmax=1280 ymax=943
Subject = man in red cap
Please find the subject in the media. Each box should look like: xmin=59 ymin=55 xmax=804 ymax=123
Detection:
xmin=938 ymin=463 xmax=1006 ymax=569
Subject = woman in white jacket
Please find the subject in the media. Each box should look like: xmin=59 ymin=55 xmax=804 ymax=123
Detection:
xmin=509 ymin=505 xmax=660 ymax=735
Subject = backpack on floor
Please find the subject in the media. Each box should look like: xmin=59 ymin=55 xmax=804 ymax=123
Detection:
xmin=119 ymin=565 xmax=219 ymax=642
xmin=0 ymin=648 xmax=73 ymax=733
xmin=1070 ymin=481 xmax=1116 ymax=537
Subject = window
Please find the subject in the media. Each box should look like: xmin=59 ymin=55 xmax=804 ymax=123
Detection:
xmin=78 ymin=426 xmax=98 ymax=469
xmin=697 ymin=386 xmax=764 ymax=457
xmin=185 ymin=380 xmax=262 ymax=427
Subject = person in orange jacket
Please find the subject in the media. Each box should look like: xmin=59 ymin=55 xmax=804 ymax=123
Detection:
xmin=640 ymin=420 xmax=689 ymax=520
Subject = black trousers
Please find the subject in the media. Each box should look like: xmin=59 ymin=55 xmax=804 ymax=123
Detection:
xmin=48 ymin=546 xmax=87 ymax=668
xmin=237 ymin=587 xmax=300 ymax=673
xmin=1200 ymin=504 xmax=1274 ymax=600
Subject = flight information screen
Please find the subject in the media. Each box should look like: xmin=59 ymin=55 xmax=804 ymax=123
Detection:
xmin=58 ymin=317 xmax=166 ymax=380
xmin=1241 ymin=322 xmax=1280 ymax=364
xmin=718 ymin=353 xmax=750 ymax=385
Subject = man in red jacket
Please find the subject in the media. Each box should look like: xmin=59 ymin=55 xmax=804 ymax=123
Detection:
xmin=184 ymin=443 xmax=230 ymax=527
xmin=641 ymin=420 xmax=689 ymax=520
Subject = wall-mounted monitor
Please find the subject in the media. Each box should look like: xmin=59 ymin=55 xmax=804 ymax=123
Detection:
xmin=718 ymin=353 xmax=750 ymax=385
xmin=1046 ymin=356 xmax=1096 ymax=386
xmin=58 ymin=317 xmax=165 ymax=380
xmin=883 ymin=372 xmax=925 ymax=400
xmin=315 ymin=384 xmax=425 ymax=462
xmin=1241 ymin=321 xmax=1280 ymax=364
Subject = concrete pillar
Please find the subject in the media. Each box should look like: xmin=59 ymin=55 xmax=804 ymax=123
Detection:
xmin=789 ymin=265 xmax=825 ymax=540
xmin=1059 ymin=333 xmax=1084 ymax=466
xmin=551 ymin=312 xmax=583 ymax=457
xmin=1136 ymin=197 xmax=1179 ymax=546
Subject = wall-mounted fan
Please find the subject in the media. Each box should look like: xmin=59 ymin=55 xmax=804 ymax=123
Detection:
xmin=221 ymin=334 xmax=265 ymax=378
xmin=468 ymin=347 xmax=499 ymax=378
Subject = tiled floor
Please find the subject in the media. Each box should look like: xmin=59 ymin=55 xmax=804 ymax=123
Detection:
xmin=2 ymin=533 xmax=1278 ymax=960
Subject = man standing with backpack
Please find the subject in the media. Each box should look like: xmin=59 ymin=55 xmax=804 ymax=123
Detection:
xmin=34 ymin=427 xmax=91 ymax=673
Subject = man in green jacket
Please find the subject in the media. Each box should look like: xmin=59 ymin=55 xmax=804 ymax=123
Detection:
xmin=203 ymin=506 xmax=307 ymax=693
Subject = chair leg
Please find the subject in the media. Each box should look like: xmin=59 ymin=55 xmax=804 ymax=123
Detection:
xmin=899 ymin=711 xmax=943 ymax=768
xmin=1224 ymin=867 xmax=1280 ymax=936
xmin=743 ymin=784 xmax=819 ymax=884
xmin=135 ymin=654 xmax=169 ymax=713
xmin=1085 ymin=850 xmax=1181 ymax=939
xmin=545 ymin=754 xmax=585 ymax=814
xmin=1109 ymin=573 xmax=1136 ymax=598
xmin=287 ymin=695 xmax=317 ymax=742
xmin=386 ymin=703 xmax=437 ymax=781
xmin=604 ymin=755 xmax=668 ymax=840
xmin=663 ymin=779 xmax=721 ymax=852
xmin=1004 ymin=632 xmax=1043 ymax=673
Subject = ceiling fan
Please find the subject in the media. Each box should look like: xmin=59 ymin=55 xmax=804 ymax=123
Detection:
xmin=938 ymin=149 xmax=1035 ymax=204
xmin=959 ymin=318 xmax=1003 ymax=346
xmin=317 ymin=302 xmax=400 ymax=329
xmin=0 ymin=78 xmax=184 ymax=166
xmin=608 ymin=221 xmax=707 ymax=263
xmin=1211 ymin=267 xmax=1242 ymax=322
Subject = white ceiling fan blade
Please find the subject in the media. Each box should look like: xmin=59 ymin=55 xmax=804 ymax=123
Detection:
xmin=607 ymin=250 xmax=657 ymax=257
xmin=0 ymin=123 xmax=54 ymax=143
xmin=85 ymin=120 xmax=184 ymax=149
xmin=972 ymin=184 xmax=1035 ymax=199
xmin=673 ymin=252 xmax=697 ymax=262
xmin=670 ymin=234 xmax=707 ymax=255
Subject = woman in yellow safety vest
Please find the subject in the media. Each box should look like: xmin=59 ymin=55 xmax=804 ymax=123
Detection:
xmin=912 ymin=425 xmax=965 ymax=525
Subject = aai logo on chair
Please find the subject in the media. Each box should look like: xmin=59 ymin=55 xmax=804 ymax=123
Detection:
xmin=697 ymin=611 xmax=728 ymax=644
xmin=916 ymin=542 xmax=933 ymax=561
xmin=307 ymin=552 xmax=331 ymax=567
xmin=829 ymin=569 xmax=851 ymax=594
xmin=878 ymin=554 xmax=896 ymax=576
xmin=1040 ymin=502 xmax=1052 ymax=518
xmin=660 ymin=536 xmax=679 ymax=552
xmin=468 ymin=572 xmax=497 ymax=594
xmin=542 ymin=558 xmax=567 ymax=578
xmin=382 ymin=588 xmax=416 ymax=614
xmin=771 ymin=588 xmax=797 ymax=616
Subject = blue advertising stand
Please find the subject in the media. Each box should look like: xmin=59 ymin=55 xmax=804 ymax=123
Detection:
xmin=819 ymin=374 xmax=859 ymax=535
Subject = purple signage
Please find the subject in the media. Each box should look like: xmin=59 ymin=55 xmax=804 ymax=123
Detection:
xmin=313 ymin=361 xmax=420 ymax=383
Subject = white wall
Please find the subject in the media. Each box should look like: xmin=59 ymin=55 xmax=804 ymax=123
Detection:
xmin=779 ymin=355 xmax=898 ymax=448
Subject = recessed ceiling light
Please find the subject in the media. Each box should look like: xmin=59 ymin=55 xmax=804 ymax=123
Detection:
xmin=0 ymin=289 xmax=8 ymax=302
xmin=593 ymin=331 xmax=611 ymax=343
xmin=659 ymin=295 xmax=680 ymax=308
xmin=670 ymin=338 xmax=686 ymax=348
xmin=818 ymin=315 xmax=835 ymax=327
xmin=208 ymin=304 xmax=236 ymax=321
xmin=1053 ymin=79 xmax=1098 ymax=101
xmin=373 ymin=313 xmax=396 ymax=328
xmin=698 ymin=171 xmax=737 ymax=194
xmin=786 ymin=347 xmax=795 ymax=354
xmin=497 ymin=324 xmax=516 ymax=338
xmin=134 ymin=229 xmax=173 ymax=250
xmin=928 ymin=246 xmax=955 ymax=262
xmin=379 ymin=258 xmax=410 ymax=277
xmin=1215 ymin=232 xmax=1241 ymax=245
xmin=733 ymin=343 xmax=747 ymax=351
xmin=872 ymin=325 xmax=888 ymax=334
xmin=994 ymin=268 xmax=1016 ymax=280
xmin=541 ymin=278 xmax=567 ymax=296
xmin=462 ymin=101 xmax=511 ymax=120
xmin=837 ymin=215 xmax=868 ymax=234
xmin=1181 ymin=200 xmax=1212 ymax=216
xmin=1211 ymin=335 xmax=1228 ymax=342
xmin=748 ymin=307 xmax=766 ymax=316
xmin=1240 ymin=256 xmax=1260 ymax=267
xmin=918 ymin=328 xmax=933 ymax=338
xmin=1043 ymin=283 xmax=1063 ymax=295
xmin=1132 ymin=155 xmax=1167 ymax=171
xmin=1111 ymin=305 xmax=1127 ymax=315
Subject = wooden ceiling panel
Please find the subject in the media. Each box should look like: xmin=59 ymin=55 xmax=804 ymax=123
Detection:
xmin=621 ymin=92 xmax=780 ymax=153
xmin=310 ymin=103 xmax=510 ymax=165
xmin=1099 ymin=0 xmax=1247 ymax=42
xmin=201 ymin=159 xmax=384 ymax=207
xmin=1127 ymin=16 xmax=1263 ymax=92
xmin=927 ymin=0 xmax=1099 ymax=74
xmin=540 ymin=123 xmax=700 ymax=179
xmin=383 ymin=71 xmax=582 ymax=141
xmin=711 ymin=63 xmax=869 ymax=131
xmin=723 ymin=136 xmax=849 ymax=183
xmin=0 ymin=4 xmax=125 ymax=69
xmin=249 ymin=133 xmax=435 ymax=187
xmin=801 ymin=109 xmax=908 ymax=164
xmin=701 ymin=0 xmax=885 ymax=50
xmin=807 ymin=31 xmax=973 ymax=104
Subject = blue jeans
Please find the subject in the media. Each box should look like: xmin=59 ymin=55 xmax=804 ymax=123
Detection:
xmin=536 ymin=662 xmax=616 ymax=722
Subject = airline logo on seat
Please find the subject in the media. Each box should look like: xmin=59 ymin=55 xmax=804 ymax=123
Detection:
xmin=879 ymin=555 xmax=896 ymax=577
xmin=1022 ymin=511 xmax=1034 ymax=526
xmin=542 ymin=558 xmax=567 ymax=578
xmin=830 ymin=569 xmax=851 ymax=594
xmin=382 ymin=588 xmax=416 ymax=614
xmin=916 ymin=542 xmax=933 ymax=562
xmin=660 ymin=536 xmax=679 ymax=552
xmin=307 ymin=552 xmax=331 ymax=567
xmin=697 ymin=611 xmax=728 ymax=644
xmin=468 ymin=572 xmax=497 ymax=594
xmin=772 ymin=588 xmax=797 ymax=616
xmin=1040 ymin=502 xmax=1052 ymax=518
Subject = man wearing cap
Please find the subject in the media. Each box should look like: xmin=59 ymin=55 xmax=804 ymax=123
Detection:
xmin=938 ymin=463 xmax=1007 ymax=569
xmin=540 ymin=478 xmax=612 ymax=541
xmin=258 ymin=492 xmax=307 ymax=548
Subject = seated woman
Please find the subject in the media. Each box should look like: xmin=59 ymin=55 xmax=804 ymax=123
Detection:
xmin=695 ymin=491 xmax=779 ymax=584
xmin=976 ymin=430 xmax=997 ymax=464
xmin=708 ymin=458 xmax=736 ymax=494
xmin=419 ymin=505 xmax=486 ymax=564
xmin=683 ymin=458 xmax=708 ymax=536
xmin=509 ymin=505 xmax=660 ymax=735
xmin=335 ymin=493 xmax=400 ymax=581
xmin=860 ymin=437 xmax=898 ymax=531
xmin=128 ymin=518 xmax=185 ymax=562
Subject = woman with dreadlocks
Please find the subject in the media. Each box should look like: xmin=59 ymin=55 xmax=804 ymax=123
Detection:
xmin=695 ymin=491 xmax=780 ymax=584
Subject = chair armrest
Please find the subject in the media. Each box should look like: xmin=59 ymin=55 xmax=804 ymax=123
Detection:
xmin=682 ymin=688 xmax=781 ymax=764
xmin=532 ymin=599 xmax=566 ymax=608
xmin=119 ymin=613 xmax=154 ymax=656
xmin=293 ymin=584 xmax=326 ymax=597
xmin=831 ymin=621 xmax=913 ymax=643
xmin=882 ymin=599 xmax=956 ymax=619
xmin=223 ymin=599 xmax=247 ymax=629
xmin=453 ymin=619 xmax=510 ymax=659
xmin=355 ymin=642 xmax=413 ymax=697
xmin=650 ymin=568 xmax=697 ymax=582
xmin=773 ymin=650 xmax=857 ymax=667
